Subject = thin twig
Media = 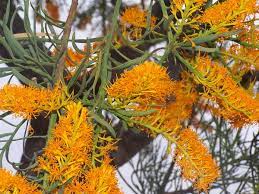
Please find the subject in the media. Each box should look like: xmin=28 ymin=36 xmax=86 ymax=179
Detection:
xmin=54 ymin=0 xmax=78 ymax=82
xmin=13 ymin=32 xmax=54 ymax=39
xmin=141 ymin=0 xmax=145 ymax=9
xmin=158 ymin=160 xmax=175 ymax=193
xmin=117 ymin=169 xmax=139 ymax=194
xmin=163 ymin=187 xmax=194 ymax=194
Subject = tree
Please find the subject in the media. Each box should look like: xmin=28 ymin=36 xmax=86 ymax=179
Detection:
xmin=0 ymin=0 xmax=258 ymax=193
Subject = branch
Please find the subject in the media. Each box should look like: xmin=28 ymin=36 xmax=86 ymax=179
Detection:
xmin=164 ymin=187 xmax=194 ymax=194
xmin=12 ymin=32 xmax=54 ymax=39
xmin=158 ymin=160 xmax=175 ymax=193
xmin=54 ymin=0 xmax=78 ymax=82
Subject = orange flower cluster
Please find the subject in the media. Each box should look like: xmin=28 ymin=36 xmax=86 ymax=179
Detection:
xmin=120 ymin=6 xmax=156 ymax=39
xmin=172 ymin=0 xmax=207 ymax=7
xmin=92 ymin=132 xmax=118 ymax=166
xmin=0 ymin=84 xmax=68 ymax=119
xmin=84 ymin=160 xmax=122 ymax=194
xmin=121 ymin=6 xmax=156 ymax=28
xmin=0 ymin=168 xmax=41 ymax=194
xmin=194 ymin=56 xmax=259 ymax=127
xmin=229 ymin=28 xmax=259 ymax=72
xmin=160 ymin=81 xmax=197 ymax=132
xmin=170 ymin=0 xmax=207 ymax=35
xmin=60 ymin=46 xmax=98 ymax=80
xmin=199 ymin=0 xmax=257 ymax=31
xmin=135 ymin=80 xmax=197 ymax=136
xmin=65 ymin=48 xmax=86 ymax=67
xmin=108 ymin=62 xmax=197 ymax=136
xmin=107 ymin=61 xmax=175 ymax=105
xmin=51 ymin=47 xmax=87 ymax=68
xmin=229 ymin=44 xmax=259 ymax=73
xmin=37 ymin=102 xmax=93 ymax=184
xmin=51 ymin=47 xmax=86 ymax=80
xmin=62 ymin=178 xmax=87 ymax=194
xmin=63 ymin=159 xmax=122 ymax=194
xmin=46 ymin=0 xmax=60 ymax=20
xmin=175 ymin=128 xmax=220 ymax=192
xmin=64 ymin=48 xmax=87 ymax=80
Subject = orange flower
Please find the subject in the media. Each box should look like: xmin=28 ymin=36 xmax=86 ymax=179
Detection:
xmin=51 ymin=47 xmax=86 ymax=68
xmin=194 ymin=56 xmax=259 ymax=127
xmin=120 ymin=6 xmax=156 ymax=39
xmin=63 ymin=179 xmax=87 ymax=193
xmin=0 ymin=84 xmax=68 ymax=119
xmin=108 ymin=62 xmax=197 ymax=136
xmin=199 ymin=0 xmax=256 ymax=31
xmin=64 ymin=48 xmax=86 ymax=80
xmin=170 ymin=0 xmax=207 ymax=35
xmin=229 ymin=28 xmax=259 ymax=72
xmin=92 ymin=132 xmax=118 ymax=166
xmin=171 ymin=0 xmax=207 ymax=12
xmin=37 ymin=102 xmax=93 ymax=184
xmin=121 ymin=6 xmax=156 ymax=28
xmin=0 ymin=168 xmax=41 ymax=194
xmin=63 ymin=158 xmax=122 ymax=194
xmin=107 ymin=61 xmax=175 ymax=105
xmin=65 ymin=48 xmax=86 ymax=67
xmin=52 ymin=47 xmax=93 ymax=80
xmin=84 ymin=160 xmax=122 ymax=194
xmin=64 ymin=46 xmax=100 ymax=80
xmin=46 ymin=0 xmax=59 ymax=20
xmin=229 ymin=44 xmax=259 ymax=73
xmin=175 ymin=128 xmax=220 ymax=192
xmin=161 ymin=81 xmax=197 ymax=132
xmin=135 ymin=80 xmax=197 ymax=136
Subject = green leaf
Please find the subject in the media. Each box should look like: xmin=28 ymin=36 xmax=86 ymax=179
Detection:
xmin=115 ymin=109 xmax=157 ymax=117
xmin=3 ymin=0 xmax=10 ymax=25
xmin=12 ymin=68 xmax=38 ymax=86
xmin=111 ymin=52 xmax=151 ymax=70
xmin=90 ymin=111 xmax=116 ymax=137
xmin=1 ymin=23 xmax=28 ymax=60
